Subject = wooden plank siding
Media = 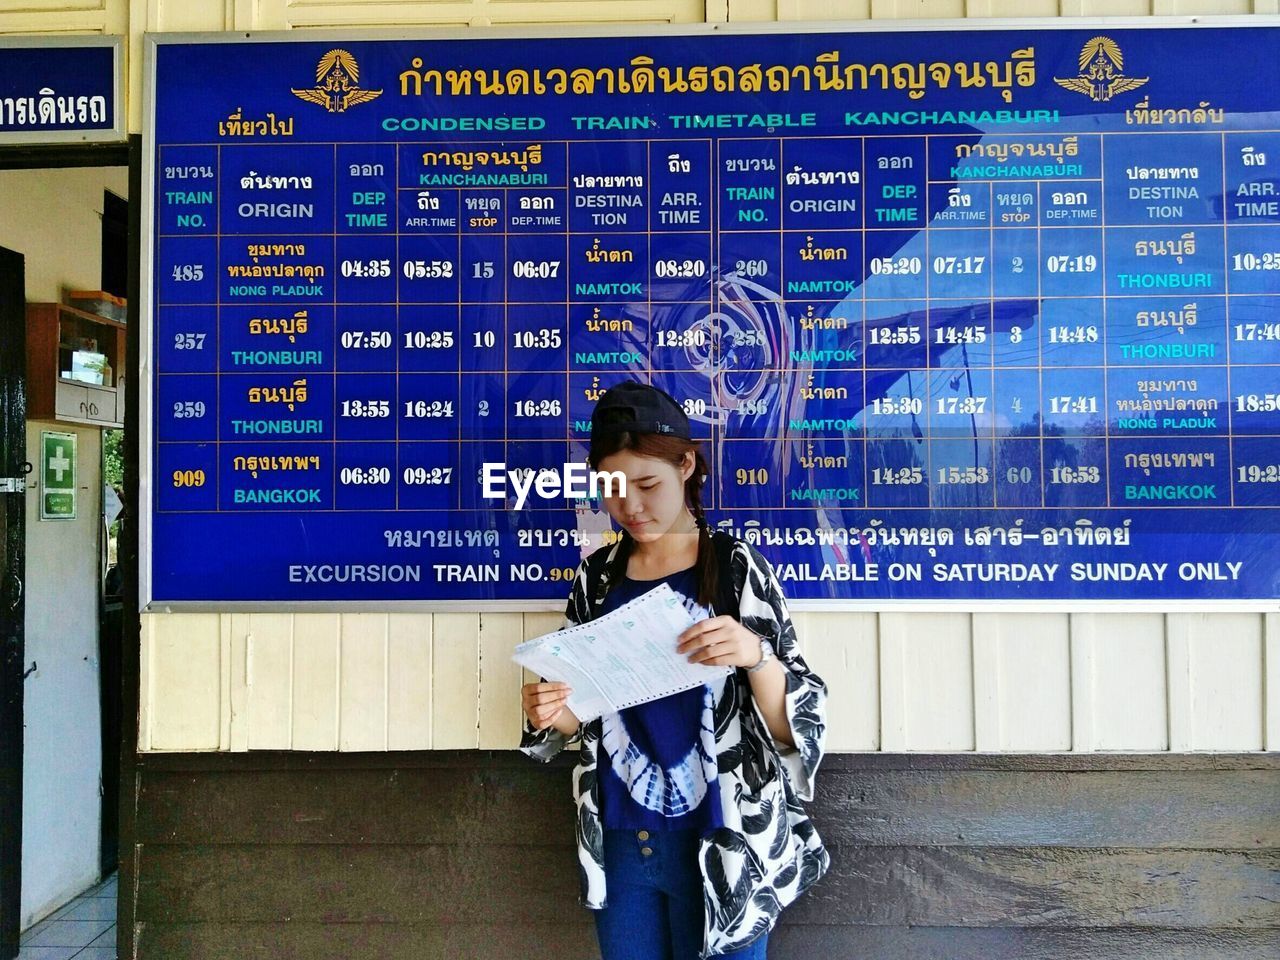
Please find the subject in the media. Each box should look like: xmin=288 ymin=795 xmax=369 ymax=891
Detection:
xmin=130 ymin=752 xmax=1280 ymax=959
xmin=141 ymin=610 xmax=1279 ymax=753
xmin=3 ymin=0 xmax=1270 ymax=763
xmin=130 ymin=923 xmax=1280 ymax=960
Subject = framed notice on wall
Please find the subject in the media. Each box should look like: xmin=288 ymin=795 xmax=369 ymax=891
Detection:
xmin=41 ymin=431 xmax=76 ymax=521
xmin=141 ymin=19 xmax=1280 ymax=608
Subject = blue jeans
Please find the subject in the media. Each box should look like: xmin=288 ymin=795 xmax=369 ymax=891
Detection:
xmin=593 ymin=828 xmax=769 ymax=960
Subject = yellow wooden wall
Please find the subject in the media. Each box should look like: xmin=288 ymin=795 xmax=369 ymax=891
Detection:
xmin=2 ymin=0 xmax=1276 ymax=753
xmin=138 ymin=609 xmax=1279 ymax=752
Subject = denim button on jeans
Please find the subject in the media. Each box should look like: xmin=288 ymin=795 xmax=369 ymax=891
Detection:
xmin=593 ymin=828 xmax=769 ymax=960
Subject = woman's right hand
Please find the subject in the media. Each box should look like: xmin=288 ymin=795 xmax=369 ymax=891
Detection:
xmin=521 ymin=681 xmax=577 ymax=733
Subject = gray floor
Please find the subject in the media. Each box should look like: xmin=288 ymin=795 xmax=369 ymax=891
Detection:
xmin=16 ymin=873 xmax=117 ymax=959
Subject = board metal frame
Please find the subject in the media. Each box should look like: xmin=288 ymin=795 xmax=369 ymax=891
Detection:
xmin=140 ymin=15 xmax=1280 ymax=613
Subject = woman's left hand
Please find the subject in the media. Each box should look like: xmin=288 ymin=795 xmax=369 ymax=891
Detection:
xmin=677 ymin=616 xmax=764 ymax=668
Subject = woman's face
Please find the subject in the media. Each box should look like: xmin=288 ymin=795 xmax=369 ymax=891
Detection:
xmin=594 ymin=448 xmax=694 ymax=543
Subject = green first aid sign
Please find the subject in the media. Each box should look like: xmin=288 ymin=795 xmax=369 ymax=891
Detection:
xmin=41 ymin=430 xmax=76 ymax=520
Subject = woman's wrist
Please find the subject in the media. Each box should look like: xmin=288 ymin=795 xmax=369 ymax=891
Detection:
xmin=746 ymin=635 xmax=775 ymax=673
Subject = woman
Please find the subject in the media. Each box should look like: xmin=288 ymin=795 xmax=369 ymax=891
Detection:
xmin=520 ymin=381 xmax=829 ymax=959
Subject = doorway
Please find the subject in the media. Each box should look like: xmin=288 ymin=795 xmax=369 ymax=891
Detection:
xmin=0 ymin=159 xmax=129 ymax=951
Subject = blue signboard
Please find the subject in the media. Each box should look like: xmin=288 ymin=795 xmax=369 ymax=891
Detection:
xmin=0 ymin=37 xmax=122 ymax=144
xmin=143 ymin=22 xmax=1280 ymax=606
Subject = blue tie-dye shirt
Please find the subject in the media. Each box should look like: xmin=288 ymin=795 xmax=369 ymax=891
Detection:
xmin=595 ymin=567 xmax=724 ymax=834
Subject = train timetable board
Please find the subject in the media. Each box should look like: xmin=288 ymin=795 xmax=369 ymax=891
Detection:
xmin=142 ymin=20 xmax=1280 ymax=608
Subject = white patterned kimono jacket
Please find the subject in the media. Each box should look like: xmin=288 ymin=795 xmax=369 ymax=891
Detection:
xmin=520 ymin=529 xmax=830 ymax=957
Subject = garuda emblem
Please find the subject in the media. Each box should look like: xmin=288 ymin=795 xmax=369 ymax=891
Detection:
xmin=1054 ymin=36 xmax=1148 ymax=102
xmin=291 ymin=48 xmax=383 ymax=113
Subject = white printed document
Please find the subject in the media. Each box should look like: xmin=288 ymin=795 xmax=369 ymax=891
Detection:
xmin=512 ymin=582 xmax=732 ymax=723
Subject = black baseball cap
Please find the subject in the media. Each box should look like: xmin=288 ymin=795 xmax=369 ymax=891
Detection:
xmin=590 ymin=381 xmax=691 ymax=442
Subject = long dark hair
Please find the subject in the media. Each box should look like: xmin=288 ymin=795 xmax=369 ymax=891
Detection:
xmin=588 ymin=430 xmax=718 ymax=608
